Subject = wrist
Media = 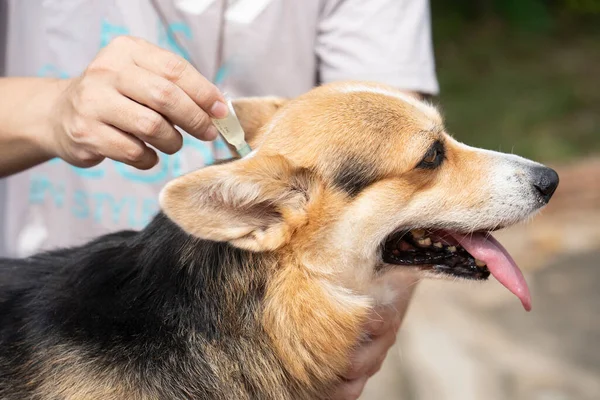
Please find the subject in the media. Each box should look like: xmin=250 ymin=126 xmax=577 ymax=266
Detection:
xmin=0 ymin=77 xmax=73 ymax=176
xmin=24 ymin=78 xmax=72 ymax=160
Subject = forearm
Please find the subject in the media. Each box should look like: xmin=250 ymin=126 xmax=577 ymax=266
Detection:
xmin=0 ymin=77 xmax=66 ymax=177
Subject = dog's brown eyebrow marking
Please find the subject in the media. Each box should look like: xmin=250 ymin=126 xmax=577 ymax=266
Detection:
xmin=332 ymin=156 xmax=379 ymax=197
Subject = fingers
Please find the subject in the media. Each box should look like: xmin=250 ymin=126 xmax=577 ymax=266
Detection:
xmin=329 ymin=275 xmax=419 ymax=400
xmin=363 ymin=305 xmax=397 ymax=337
xmin=56 ymin=35 xmax=230 ymax=170
xmin=331 ymin=322 xmax=396 ymax=399
xmin=89 ymin=123 xmax=158 ymax=170
xmin=366 ymin=352 xmax=386 ymax=377
xmin=114 ymin=66 xmax=218 ymax=141
xmin=129 ymin=38 xmax=228 ymax=118
xmin=343 ymin=328 xmax=397 ymax=381
xmin=330 ymin=376 xmax=368 ymax=400
xmin=94 ymin=87 xmax=184 ymax=154
xmin=331 ymin=293 xmax=411 ymax=399
xmin=329 ymin=314 xmax=399 ymax=400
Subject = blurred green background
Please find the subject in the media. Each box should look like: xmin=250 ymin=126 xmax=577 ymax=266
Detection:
xmin=430 ymin=0 xmax=600 ymax=162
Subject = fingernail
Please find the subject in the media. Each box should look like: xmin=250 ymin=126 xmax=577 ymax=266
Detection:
xmin=204 ymin=125 xmax=218 ymax=140
xmin=210 ymin=101 xmax=229 ymax=119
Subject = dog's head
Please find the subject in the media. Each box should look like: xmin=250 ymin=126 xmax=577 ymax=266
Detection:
xmin=159 ymin=81 xmax=558 ymax=311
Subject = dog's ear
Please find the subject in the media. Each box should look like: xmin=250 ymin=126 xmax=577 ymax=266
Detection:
xmin=159 ymin=155 xmax=315 ymax=252
xmin=231 ymin=97 xmax=288 ymax=149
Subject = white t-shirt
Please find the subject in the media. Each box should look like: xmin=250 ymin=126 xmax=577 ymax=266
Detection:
xmin=0 ymin=0 xmax=438 ymax=257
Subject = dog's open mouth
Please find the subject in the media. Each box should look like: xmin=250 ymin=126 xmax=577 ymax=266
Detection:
xmin=383 ymin=229 xmax=490 ymax=279
xmin=382 ymin=228 xmax=532 ymax=311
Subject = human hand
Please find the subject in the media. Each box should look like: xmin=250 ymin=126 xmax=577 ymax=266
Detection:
xmin=330 ymin=272 xmax=418 ymax=400
xmin=43 ymin=36 xmax=228 ymax=170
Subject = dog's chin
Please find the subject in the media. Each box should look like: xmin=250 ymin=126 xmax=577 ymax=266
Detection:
xmin=380 ymin=228 xmax=491 ymax=281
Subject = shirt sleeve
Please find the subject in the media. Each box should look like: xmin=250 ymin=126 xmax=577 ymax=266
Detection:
xmin=316 ymin=0 xmax=439 ymax=95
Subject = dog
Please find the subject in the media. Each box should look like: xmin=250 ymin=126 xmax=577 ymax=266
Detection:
xmin=0 ymin=81 xmax=559 ymax=399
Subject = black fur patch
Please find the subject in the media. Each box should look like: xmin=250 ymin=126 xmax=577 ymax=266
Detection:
xmin=332 ymin=157 xmax=379 ymax=197
xmin=0 ymin=213 xmax=288 ymax=399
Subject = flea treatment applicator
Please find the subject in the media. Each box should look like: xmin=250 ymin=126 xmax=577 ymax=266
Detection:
xmin=211 ymin=96 xmax=252 ymax=158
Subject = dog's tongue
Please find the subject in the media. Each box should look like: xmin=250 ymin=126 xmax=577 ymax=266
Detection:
xmin=450 ymin=232 xmax=532 ymax=311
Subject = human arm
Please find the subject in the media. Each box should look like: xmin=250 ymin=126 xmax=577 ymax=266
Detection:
xmin=0 ymin=36 xmax=228 ymax=178
xmin=0 ymin=77 xmax=65 ymax=177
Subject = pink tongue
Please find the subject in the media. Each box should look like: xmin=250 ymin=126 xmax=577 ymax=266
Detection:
xmin=449 ymin=232 xmax=532 ymax=311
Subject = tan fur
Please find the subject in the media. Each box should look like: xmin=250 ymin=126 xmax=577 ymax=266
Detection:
xmin=162 ymin=81 xmax=438 ymax=389
xmin=0 ymin=81 xmax=552 ymax=398
xmin=160 ymin=155 xmax=311 ymax=252
xmin=263 ymin=256 xmax=371 ymax=387
xmin=158 ymin=80 xmax=553 ymax=395
xmin=0 ymin=80 xmax=551 ymax=399
xmin=31 ymin=347 xmax=138 ymax=400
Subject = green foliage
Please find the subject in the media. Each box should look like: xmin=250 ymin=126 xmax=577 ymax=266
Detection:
xmin=430 ymin=0 xmax=600 ymax=162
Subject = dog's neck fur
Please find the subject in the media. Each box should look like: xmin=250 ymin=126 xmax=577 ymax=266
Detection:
xmin=130 ymin=213 xmax=271 ymax=334
xmin=131 ymin=215 xmax=367 ymax=398
xmin=54 ymin=213 xmax=270 ymax=337
xmin=1 ymin=213 xmax=362 ymax=399
xmin=0 ymin=213 xmax=366 ymax=400
xmin=0 ymin=214 xmax=286 ymax=399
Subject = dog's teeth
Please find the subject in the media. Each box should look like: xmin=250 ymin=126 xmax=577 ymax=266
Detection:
xmin=475 ymin=259 xmax=487 ymax=267
xmin=417 ymin=238 xmax=432 ymax=247
xmin=411 ymin=229 xmax=425 ymax=239
xmin=433 ymin=242 xmax=443 ymax=248
xmin=447 ymin=246 xmax=457 ymax=253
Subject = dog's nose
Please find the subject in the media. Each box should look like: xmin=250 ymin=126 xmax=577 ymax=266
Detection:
xmin=532 ymin=166 xmax=559 ymax=203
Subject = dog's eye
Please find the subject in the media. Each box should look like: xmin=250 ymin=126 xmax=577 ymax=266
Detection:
xmin=422 ymin=149 xmax=438 ymax=164
xmin=417 ymin=142 xmax=444 ymax=169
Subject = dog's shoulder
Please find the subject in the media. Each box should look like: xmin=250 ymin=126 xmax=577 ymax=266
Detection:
xmin=0 ymin=229 xmax=139 ymax=276
xmin=0 ymin=229 xmax=141 ymax=322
